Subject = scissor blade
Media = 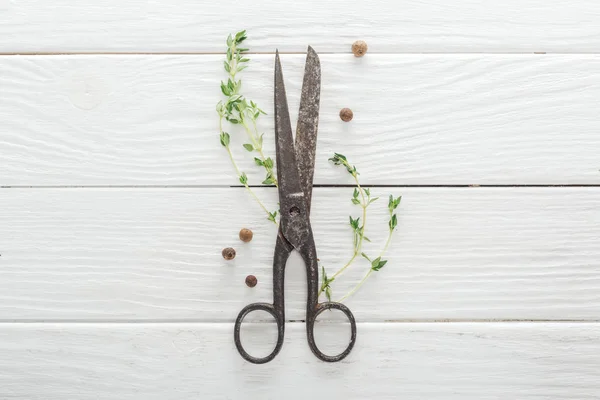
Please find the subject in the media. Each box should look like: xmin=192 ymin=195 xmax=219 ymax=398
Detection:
xmin=274 ymin=50 xmax=304 ymax=202
xmin=274 ymin=51 xmax=312 ymax=248
xmin=295 ymin=46 xmax=321 ymax=213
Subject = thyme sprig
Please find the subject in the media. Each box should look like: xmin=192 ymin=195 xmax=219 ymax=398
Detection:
xmin=337 ymin=194 xmax=401 ymax=302
xmin=319 ymin=153 xmax=401 ymax=302
xmin=217 ymin=30 xmax=278 ymax=224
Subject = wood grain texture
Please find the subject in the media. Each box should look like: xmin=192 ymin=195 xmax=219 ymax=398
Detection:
xmin=0 ymin=322 xmax=598 ymax=399
xmin=2 ymin=0 xmax=600 ymax=53
xmin=2 ymin=54 xmax=600 ymax=186
xmin=1 ymin=187 xmax=598 ymax=321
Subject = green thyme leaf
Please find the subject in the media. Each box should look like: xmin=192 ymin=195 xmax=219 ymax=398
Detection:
xmin=389 ymin=214 xmax=398 ymax=231
xmin=234 ymin=30 xmax=247 ymax=43
xmin=239 ymin=172 xmax=248 ymax=185
xmin=262 ymin=175 xmax=275 ymax=185
xmin=254 ymin=157 xmax=264 ymax=166
xmin=243 ymin=143 xmax=254 ymax=152
xmin=220 ymin=82 xmax=231 ymax=96
xmin=371 ymin=258 xmax=387 ymax=271
xmin=267 ymin=210 xmax=278 ymax=223
xmin=219 ymin=132 xmax=230 ymax=147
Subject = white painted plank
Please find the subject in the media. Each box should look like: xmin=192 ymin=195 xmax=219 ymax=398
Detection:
xmin=0 ymin=322 xmax=598 ymax=399
xmin=1 ymin=187 xmax=598 ymax=321
xmin=2 ymin=54 xmax=600 ymax=186
xmin=2 ymin=1 xmax=600 ymax=53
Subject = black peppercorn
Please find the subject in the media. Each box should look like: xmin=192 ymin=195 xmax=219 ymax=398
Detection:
xmin=245 ymin=275 xmax=257 ymax=287
xmin=352 ymin=40 xmax=368 ymax=57
xmin=339 ymin=108 xmax=353 ymax=122
xmin=239 ymin=228 xmax=253 ymax=242
xmin=222 ymin=247 xmax=236 ymax=260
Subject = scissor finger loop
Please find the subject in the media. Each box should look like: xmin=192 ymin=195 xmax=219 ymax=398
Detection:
xmin=234 ymin=303 xmax=284 ymax=364
xmin=306 ymin=302 xmax=357 ymax=362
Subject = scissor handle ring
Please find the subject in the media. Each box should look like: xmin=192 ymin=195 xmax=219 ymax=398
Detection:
xmin=307 ymin=302 xmax=357 ymax=362
xmin=234 ymin=303 xmax=284 ymax=364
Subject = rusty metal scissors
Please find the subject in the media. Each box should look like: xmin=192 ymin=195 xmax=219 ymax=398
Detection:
xmin=233 ymin=47 xmax=357 ymax=364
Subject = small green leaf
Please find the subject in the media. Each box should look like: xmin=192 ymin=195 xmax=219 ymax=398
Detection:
xmin=372 ymin=259 xmax=388 ymax=271
xmin=226 ymin=47 xmax=232 ymax=62
xmin=262 ymin=176 xmax=275 ymax=185
xmin=240 ymin=58 xmax=250 ymax=63
xmin=254 ymin=157 xmax=264 ymax=166
xmin=353 ymin=188 xmax=359 ymax=199
xmin=389 ymin=214 xmax=398 ymax=231
xmin=394 ymin=196 xmax=402 ymax=208
xmin=264 ymin=157 xmax=274 ymax=169
xmin=235 ymin=30 xmax=247 ymax=43
xmin=361 ymin=252 xmax=371 ymax=262
xmin=325 ymin=286 xmax=332 ymax=302
xmin=267 ymin=210 xmax=278 ymax=223
xmin=368 ymin=197 xmax=380 ymax=205
xmin=228 ymin=118 xmax=240 ymax=124
xmin=226 ymin=34 xmax=233 ymax=47
xmin=363 ymin=236 xmax=371 ymax=242
xmin=220 ymin=82 xmax=231 ymax=96
xmin=219 ymin=132 xmax=230 ymax=147
xmin=239 ymin=172 xmax=248 ymax=185
xmin=257 ymin=133 xmax=264 ymax=149
xmin=351 ymin=198 xmax=361 ymax=205
xmin=364 ymin=188 xmax=370 ymax=197
xmin=243 ymin=143 xmax=254 ymax=152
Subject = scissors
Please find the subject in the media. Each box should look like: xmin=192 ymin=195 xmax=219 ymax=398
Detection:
xmin=233 ymin=47 xmax=357 ymax=364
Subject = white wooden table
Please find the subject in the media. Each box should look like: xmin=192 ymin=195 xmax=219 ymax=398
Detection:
xmin=1 ymin=1 xmax=599 ymax=398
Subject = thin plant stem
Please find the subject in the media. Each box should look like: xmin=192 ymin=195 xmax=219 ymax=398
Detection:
xmin=337 ymin=270 xmax=372 ymax=303
xmin=331 ymin=174 xmax=367 ymax=280
xmin=242 ymin=119 xmax=277 ymax=187
xmin=220 ymin=117 xmax=277 ymax=225
xmin=318 ymin=174 xmax=368 ymax=297
xmin=337 ymin=228 xmax=394 ymax=303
